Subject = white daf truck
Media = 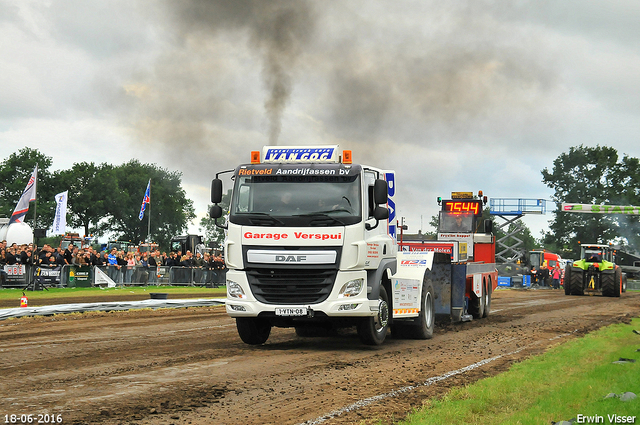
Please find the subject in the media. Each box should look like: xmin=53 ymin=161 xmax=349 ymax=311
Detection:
xmin=210 ymin=146 xmax=497 ymax=345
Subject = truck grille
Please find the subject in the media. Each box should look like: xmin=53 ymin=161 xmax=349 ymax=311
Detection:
xmin=246 ymin=268 xmax=336 ymax=305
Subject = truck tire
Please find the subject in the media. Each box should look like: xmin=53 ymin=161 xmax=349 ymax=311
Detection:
xmin=357 ymin=285 xmax=389 ymax=345
xmin=404 ymin=278 xmax=435 ymax=339
xmin=569 ymin=269 xmax=584 ymax=296
xmin=482 ymin=279 xmax=492 ymax=318
xmin=563 ymin=266 xmax=572 ymax=295
xmin=601 ymin=271 xmax=617 ymax=297
xmin=236 ymin=317 xmax=271 ymax=345
xmin=468 ymin=281 xmax=485 ymax=319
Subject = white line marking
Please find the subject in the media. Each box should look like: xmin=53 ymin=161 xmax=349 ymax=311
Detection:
xmin=299 ymin=349 xmax=524 ymax=425
xmin=299 ymin=331 xmax=576 ymax=425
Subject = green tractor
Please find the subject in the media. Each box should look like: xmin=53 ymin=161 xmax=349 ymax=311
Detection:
xmin=564 ymin=244 xmax=627 ymax=297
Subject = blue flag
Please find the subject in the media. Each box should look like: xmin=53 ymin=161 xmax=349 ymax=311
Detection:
xmin=139 ymin=180 xmax=150 ymax=220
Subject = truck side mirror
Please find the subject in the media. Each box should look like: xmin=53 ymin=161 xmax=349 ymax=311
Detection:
xmin=484 ymin=219 xmax=493 ymax=234
xmin=211 ymin=178 xmax=223 ymax=204
xmin=374 ymin=206 xmax=389 ymax=220
xmin=373 ymin=179 xmax=388 ymax=205
xmin=366 ymin=206 xmax=389 ymax=231
xmin=210 ymin=205 xmax=223 ymax=219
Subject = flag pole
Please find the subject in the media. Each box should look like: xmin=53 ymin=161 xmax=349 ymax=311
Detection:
xmin=33 ymin=165 xmax=38 ymax=238
xmin=31 ymin=165 xmax=39 ymax=290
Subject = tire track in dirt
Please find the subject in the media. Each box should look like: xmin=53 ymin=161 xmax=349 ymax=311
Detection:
xmin=0 ymin=290 xmax=637 ymax=425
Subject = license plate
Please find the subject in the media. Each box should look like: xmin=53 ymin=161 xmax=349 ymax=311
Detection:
xmin=275 ymin=307 xmax=307 ymax=317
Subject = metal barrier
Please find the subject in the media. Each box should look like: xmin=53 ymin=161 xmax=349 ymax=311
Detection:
xmin=1 ymin=263 xmax=226 ymax=288
xmin=1 ymin=264 xmax=65 ymax=289
xmin=2 ymin=264 xmax=33 ymax=288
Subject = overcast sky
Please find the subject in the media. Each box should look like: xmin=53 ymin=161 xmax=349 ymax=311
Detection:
xmin=2 ymin=0 xmax=639 ymax=238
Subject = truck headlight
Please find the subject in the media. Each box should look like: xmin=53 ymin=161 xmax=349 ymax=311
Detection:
xmin=227 ymin=280 xmax=246 ymax=299
xmin=339 ymin=278 xmax=364 ymax=298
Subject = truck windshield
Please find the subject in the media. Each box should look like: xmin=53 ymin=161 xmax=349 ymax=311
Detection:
xmin=229 ymin=165 xmax=362 ymax=227
xmin=529 ymin=252 xmax=542 ymax=268
xmin=438 ymin=212 xmax=474 ymax=233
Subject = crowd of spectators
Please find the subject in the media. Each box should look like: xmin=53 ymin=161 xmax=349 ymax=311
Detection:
xmin=0 ymin=240 xmax=36 ymax=266
xmin=1 ymin=240 xmax=226 ymax=286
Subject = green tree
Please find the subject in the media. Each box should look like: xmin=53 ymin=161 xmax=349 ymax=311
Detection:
xmin=0 ymin=147 xmax=58 ymax=229
xmin=103 ymin=160 xmax=195 ymax=250
xmin=541 ymin=145 xmax=639 ymax=258
xmin=200 ymin=189 xmax=231 ymax=248
xmin=56 ymin=162 xmax=115 ymax=237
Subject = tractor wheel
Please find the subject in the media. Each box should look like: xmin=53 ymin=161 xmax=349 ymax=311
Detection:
xmin=613 ymin=268 xmax=622 ymax=297
xmin=622 ymin=274 xmax=627 ymax=293
xmin=563 ymin=266 xmax=572 ymax=295
xmin=569 ymin=268 xmax=584 ymax=296
xmin=468 ymin=281 xmax=485 ymax=319
xmin=601 ymin=271 xmax=617 ymax=297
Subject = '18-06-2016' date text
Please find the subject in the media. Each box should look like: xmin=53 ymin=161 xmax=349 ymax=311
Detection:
xmin=4 ymin=414 xmax=63 ymax=424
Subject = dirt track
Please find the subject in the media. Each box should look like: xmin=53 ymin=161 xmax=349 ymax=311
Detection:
xmin=1 ymin=289 xmax=638 ymax=425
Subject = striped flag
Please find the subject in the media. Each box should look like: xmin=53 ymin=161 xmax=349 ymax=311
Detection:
xmin=9 ymin=166 xmax=37 ymax=224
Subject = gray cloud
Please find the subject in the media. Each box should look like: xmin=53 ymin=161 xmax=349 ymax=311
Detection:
xmin=2 ymin=0 xmax=640 ymax=237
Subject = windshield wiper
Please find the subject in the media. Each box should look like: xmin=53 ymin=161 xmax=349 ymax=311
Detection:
xmin=237 ymin=212 xmax=284 ymax=226
xmin=294 ymin=212 xmax=347 ymax=226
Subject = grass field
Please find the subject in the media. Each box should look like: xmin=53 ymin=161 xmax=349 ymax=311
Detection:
xmin=399 ymin=318 xmax=640 ymax=425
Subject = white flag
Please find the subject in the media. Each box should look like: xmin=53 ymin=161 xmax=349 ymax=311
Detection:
xmin=52 ymin=191 xmax=68 ymax=235
xmin=94 ymin=267 xmax=116 ymax=288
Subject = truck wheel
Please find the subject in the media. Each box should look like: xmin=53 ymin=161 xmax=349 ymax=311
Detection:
xmin=601 ymin=272 xmax=616 ymax=297
xmin=482 ymin=280 xmax=492 ymax=318
xmin=563 ymin=266 xmax=572 ymax=295
xmin=236 ymin=317 xmax=271 ymax=345
xmin=468 ymin=282 xmax=485 ymax=319
xmin=569 ymin=269 xmax=584 ymax=296
xmin=357 ymin=285 xmax=389 ymax=345
xmin=405 ymin=278 xmax=435 ymax=339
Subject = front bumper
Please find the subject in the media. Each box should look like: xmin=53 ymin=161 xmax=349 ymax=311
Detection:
xmin=225 ymin=269 xmax=378 ymax=318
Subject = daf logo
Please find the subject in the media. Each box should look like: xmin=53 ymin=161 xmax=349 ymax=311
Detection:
xmin=275 ymin=255 xmax=307 ymax=262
